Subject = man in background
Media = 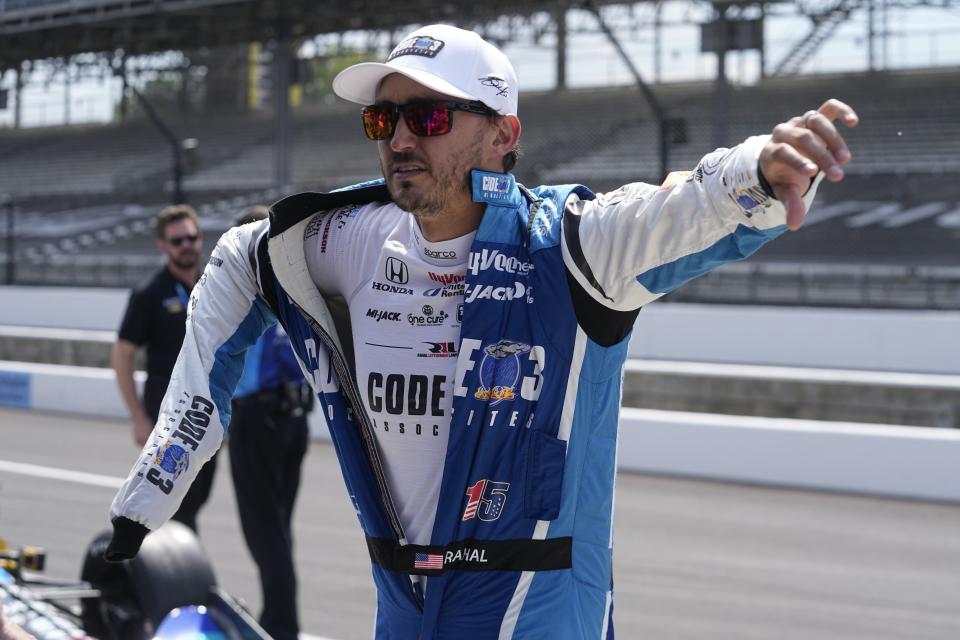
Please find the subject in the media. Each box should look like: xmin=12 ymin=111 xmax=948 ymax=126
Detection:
xmin=110 ymin=204 xmax=216 ymax=533
xmin=229 ymin=206 xmax=312 ymax=640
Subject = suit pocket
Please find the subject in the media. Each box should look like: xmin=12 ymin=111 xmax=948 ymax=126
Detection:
xmin=524 ymin=430 xmax=566 ymax=521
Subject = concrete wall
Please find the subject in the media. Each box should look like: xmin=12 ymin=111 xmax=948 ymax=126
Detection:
xmin=619 ymin=408 xmax=960 ymax=503
xmin=3 ymin=286 xmax=957 ymax=373
xmin=0 ymin=286 xmax=129 ymax=331
xmin=630 ymin=303 xmax=960 ymax=374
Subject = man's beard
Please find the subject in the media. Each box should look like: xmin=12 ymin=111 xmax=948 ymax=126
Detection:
xmin=170 ymin=253 xmax=198 ymax=270
xmin=382 ymin=133 xmax=485 ymax=219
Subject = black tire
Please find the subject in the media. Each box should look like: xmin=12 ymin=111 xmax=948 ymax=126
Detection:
xmin=80 ymin=521 xmax=217 ymax=640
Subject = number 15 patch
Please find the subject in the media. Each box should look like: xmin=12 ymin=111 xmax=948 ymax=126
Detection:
xmin=463 ymin=479 xmax=510 ymax=522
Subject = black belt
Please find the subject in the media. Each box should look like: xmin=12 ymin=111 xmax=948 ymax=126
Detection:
xmin=366 ymin=535 xmax=572 ymax=575
xmin=232 ymin=388 xmax=283 ymax=407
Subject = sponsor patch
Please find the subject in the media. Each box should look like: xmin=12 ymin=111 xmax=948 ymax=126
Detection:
xmin=467 ymin=249 xmax=533 ymax=276
xmin=728 ymin=184 xmax=771 ymax=216
xmin=419 ymin=341 xmax=458 ymax=358
xmin=481 ymin=175 xmax=511 ymax=201
xmin=463 ymin=479 xmax=510 ymax=521
xmin=464 ymin=281 xmax=532 ymax=304
xmin=423 ymin=247 xmax=458 ymax=260
xmin=154 ymin=442 xmax=190 ymax=478
xmin=407 ymin=308 xmax=449 ymax=327
xmin=474 ymin=340 xmax=530 ymax=404
xmin=424 ymin=283 xmax=465 ymax=298
xmin=388 ymin=35 xmax=444 ymax=61
xmin=385 ymin=257 xmax=409 ymax=284
xmin=366 ymin=308 xmax=401 ymax=322
xmin=429 ymin=272 xmax=465 ymax=285
xmin=372 ymin=281 xmax=413 ymax=295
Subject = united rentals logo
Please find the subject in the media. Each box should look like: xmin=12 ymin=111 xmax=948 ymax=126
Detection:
xmin=385 ymin=257 xmax=409 ymax=284
xmin=388 ymin=35 xmax=444 ymax=61
xmin=423 ymin=283 xmax=465 ymax=298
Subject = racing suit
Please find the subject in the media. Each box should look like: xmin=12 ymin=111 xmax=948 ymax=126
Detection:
xmin=107 ymin=135 xmax=820 ymax=638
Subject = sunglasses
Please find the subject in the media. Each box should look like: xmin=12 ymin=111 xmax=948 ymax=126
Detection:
xmin=166 ymin=233 xmax=200 ymax=247
xmin=361 ymin=100 xmax=496 ymax=141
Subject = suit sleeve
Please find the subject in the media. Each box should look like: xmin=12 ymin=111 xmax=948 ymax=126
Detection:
xmin=562 ymin=135 xmax=823 ymax=313
xmin=106 ymin=221 xmax=274 ymax=559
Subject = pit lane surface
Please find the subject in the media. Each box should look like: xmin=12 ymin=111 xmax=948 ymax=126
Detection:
xmin=1 ymin=408 xmax=958 ymax=640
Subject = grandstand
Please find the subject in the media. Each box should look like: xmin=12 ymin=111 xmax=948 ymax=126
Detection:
xmin=0 ymin=0 xmax=958 ymax=303
xmin=3 ymin=69 xmax=959 ymax=303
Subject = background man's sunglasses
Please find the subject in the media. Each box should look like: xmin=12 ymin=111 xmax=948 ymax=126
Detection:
xmin=166 ymin=233 xmax=200 ymax=247
xmin=361 ymin=100 xmax=495 ymax=141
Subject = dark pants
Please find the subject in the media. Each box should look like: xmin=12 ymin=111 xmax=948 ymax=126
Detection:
xmin=229 ymin=391 xmax=309 ymax=640
xmin=144 ymin=376 xmax=218 ymax=533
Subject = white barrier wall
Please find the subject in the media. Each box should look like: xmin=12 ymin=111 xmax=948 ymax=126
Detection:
xmin=0 ymin=286 xmax=129 ymax=330
xmin=619 ymin=408 xmax=960 ymax=503
xmin=3 ymin=359 xmax=956 ymax=503
xmin=0 ymin=360 xmax=142 ymax=417
xmin=3 ymin=286 xmax=959 ymax=373
xmin=629 ymin=303 xmax=960 ymax=374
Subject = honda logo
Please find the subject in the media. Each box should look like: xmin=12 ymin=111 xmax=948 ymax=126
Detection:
xmin=385 ymin=257 xmax=409 ymax=284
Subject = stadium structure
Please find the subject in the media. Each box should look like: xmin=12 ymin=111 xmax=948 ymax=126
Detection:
xmin=0 ymin=0 xmax=957 ymax=308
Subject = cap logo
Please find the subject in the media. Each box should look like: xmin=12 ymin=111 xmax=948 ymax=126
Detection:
xmin=479 ymin=75 xmax=509 ymax=98
xmin=389 ymin=35 xmax=445 ymax=61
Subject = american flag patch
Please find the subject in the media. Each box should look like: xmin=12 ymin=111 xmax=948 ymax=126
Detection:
xmin=414 ymin=552 xmax=443 ymax=570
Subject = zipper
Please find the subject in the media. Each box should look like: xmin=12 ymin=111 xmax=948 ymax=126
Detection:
xmin=295 ymin=303 xmax=425 ymax=611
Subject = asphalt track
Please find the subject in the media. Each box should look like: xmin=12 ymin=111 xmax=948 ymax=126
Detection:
xmin=1 ymin=408 xmax=958 ymax=640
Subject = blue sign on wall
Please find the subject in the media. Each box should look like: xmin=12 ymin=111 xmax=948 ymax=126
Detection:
xmin=0 ymin=371 xmax=31 ymax=408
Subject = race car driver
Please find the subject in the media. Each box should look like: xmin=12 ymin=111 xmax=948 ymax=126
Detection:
xmin=105 ymin=23 xmax=858 ymax=639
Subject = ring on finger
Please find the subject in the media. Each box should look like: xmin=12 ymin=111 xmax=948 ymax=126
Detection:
xmin=801 ymin=110 xmax=818 ymax=127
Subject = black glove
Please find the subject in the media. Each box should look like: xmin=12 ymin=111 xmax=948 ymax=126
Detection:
xmin=103 ymin=516 xmax=150 ymax=562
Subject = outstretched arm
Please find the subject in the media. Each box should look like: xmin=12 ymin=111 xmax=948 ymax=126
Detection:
xmin=562 ymin=100 xmax=859 ymax=317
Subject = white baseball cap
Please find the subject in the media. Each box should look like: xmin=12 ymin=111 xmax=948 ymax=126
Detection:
xmin=332 ymin=24 xmax=519 ymax=116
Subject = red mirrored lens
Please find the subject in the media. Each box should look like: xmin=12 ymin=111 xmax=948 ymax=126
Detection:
xmin=404 ymin=102 xmax=451 ymax=137
xmin=362 ymin=105 xmax=396 ymax=140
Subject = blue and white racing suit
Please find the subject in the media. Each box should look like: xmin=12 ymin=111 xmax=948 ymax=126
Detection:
xmin=107 ymin=135 xmax=820 ymax=638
